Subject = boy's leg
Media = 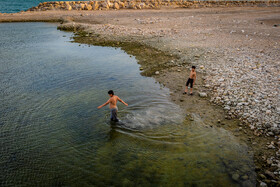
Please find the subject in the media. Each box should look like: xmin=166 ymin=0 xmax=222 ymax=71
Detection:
xmin=110 ymin=109 xmax=113 ymax=121
xmin=190 ymin=80 xmax=193 ymax=94
xmin=184 ymin=79 xmax=190 ymax=94
xmin=111 ymin=108 xmax=119 ymax=122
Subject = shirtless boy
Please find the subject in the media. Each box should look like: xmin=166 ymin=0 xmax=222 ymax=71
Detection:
xmin=183 ymin=66 xmax=196 ymax=95
xmin=97 ymin=90 xmax=128 ymax=122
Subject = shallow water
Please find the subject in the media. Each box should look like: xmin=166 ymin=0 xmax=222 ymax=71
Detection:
xmin=0 ymin=22 xmax=255 ymax=186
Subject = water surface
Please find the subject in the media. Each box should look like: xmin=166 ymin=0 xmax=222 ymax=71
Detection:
xmin=0 ymin=22 xmax=255 ymax=186
xmin=0 ymin=0 xmax=74 ymax=13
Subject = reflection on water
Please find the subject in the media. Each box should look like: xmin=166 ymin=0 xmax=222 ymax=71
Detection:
xmin=0 ymin=23 xmax=255 ymax=186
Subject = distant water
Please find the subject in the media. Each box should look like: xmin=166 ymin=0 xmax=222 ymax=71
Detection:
xmin=0 ymin=0 xmax=73 ymax=13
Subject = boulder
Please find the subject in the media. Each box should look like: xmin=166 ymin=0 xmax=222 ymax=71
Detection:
xmin=93 ymin=1 xmax=100 ymax=10
xmin=85 ymin=4 xmax=93 ymax=10
xmin=139 ymin=2 xmax=146 ymax=9
xmin=106 ymin=0 xmax=114 ymax=8
xmin=101 ymin=2 xmax=110 ymax=9
xmin=113 ymin=2 xmax=120 ymax=9
xmin=119 ymin=2 xmax=125 ymax=8
xmin=80 ymin=3 xmax=85 ymax=10
xmin=66 ymin=4 xmax=72 ymax=10
xmin=129 ymin=2 xmax=136 ymax=9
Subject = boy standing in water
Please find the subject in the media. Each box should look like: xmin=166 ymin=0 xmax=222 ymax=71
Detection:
xmin=183 ymin=66 xmax=196 ymax=95
xmin=97 ymin=90 xmax=128 ymax=122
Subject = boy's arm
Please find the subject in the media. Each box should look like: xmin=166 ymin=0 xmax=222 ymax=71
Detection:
xmin=97 ymin=99 xmax=110 ymax=109
xmin=193 ymin=73 xmax=197 ymax=85
xmin=117 ymin=97 xmax=128 ymax=106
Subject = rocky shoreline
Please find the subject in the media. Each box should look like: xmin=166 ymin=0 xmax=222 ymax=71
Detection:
xmin=23 ymin=0 xmax=280 ymax=12
xmin=1 ymin=5 xmax=280 ymax=186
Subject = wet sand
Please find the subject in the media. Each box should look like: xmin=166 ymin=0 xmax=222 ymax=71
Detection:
xmin=1 ymin=6 xmax=280 ymax=185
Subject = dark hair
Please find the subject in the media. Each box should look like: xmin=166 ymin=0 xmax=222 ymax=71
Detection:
xmin=192 ymin=66 xmax=196 ymax=69
xmin=108 ymin=90 xmax=114 ymax=95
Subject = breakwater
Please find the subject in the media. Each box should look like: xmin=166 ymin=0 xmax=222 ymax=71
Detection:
xmin=26 ymin=0 xmax=280 ymax=12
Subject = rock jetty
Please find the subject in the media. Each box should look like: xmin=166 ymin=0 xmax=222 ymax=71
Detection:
xmin=27 ymin=0 xmax=280 ymax=12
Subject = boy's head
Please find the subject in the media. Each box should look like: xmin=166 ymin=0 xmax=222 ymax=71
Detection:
xmin=191 ymin=66 xmax=196 ymax=71
xmin=108 ymin=90 xmax=114 ymax=97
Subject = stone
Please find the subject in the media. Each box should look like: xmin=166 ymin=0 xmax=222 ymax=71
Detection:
xmin=260 ymin=182 xmax=267 ymax=187
xmin=105 ymin=0 xmax=113 ymax=8
xmin=85 ymin=4 xmax=92 ymax=10
xmin=155 ymin=71 xmax=160 ymax=75
xmin=139 ymin=3 xmax=146 ymax=9
xmin=200 ymin=65 xmax=204 ymax=69
xmin=119 ymin=2 xmax=125 ymax=8
xmin=268 ymin=144 xmax=275 ymax=149
xmin=224 ymin=106 xmax=230 ymax=110
xmin=259 ymin=174 xmax=266 ymax=179
xmin=80 ymin=3 xmax=85 ymax=10
xmin=242 ymin=180 xmax=253 ymax=187
xmin=232 ymin=173 xmax=239 ymax=181
xmin=113 ymin=2 xmax=120 ymax=9
xmin=266 ymin=110 xmax=271 ymax=115
xmin=93 ymin=1 xmax=100 ymax=10
xmin=265 ymin=170 xmax=276 ymax=178
xmin=268 ymin=131 xmax=274 ymax=136
xmin=129 ymin=2 xmax=136 ymax=9
xmin=241 ymin=175 xmax=249 ymax=180
xmin=199 ymin=92 xmax=207 ymax=98
xmin=101 ymin=2 xmax=109 ymax=9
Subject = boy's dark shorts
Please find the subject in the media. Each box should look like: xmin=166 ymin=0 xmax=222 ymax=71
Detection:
xmin=186 ymin=78 xmax=194 ymax=88
xmin=110 ymin=108 xmax=119 ymax=122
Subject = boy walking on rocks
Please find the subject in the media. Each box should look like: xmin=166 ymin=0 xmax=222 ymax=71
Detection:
xmin=97 ymin=90 xmax=128 ymax=122
xmin=183 ymin=66 xmax=196 ymax=95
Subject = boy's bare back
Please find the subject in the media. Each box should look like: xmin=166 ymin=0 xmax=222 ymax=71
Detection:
xmin=108 ymin=95 xmax=120 ymax=109
xmin=97 ymin=90 xmax=128 ymax=110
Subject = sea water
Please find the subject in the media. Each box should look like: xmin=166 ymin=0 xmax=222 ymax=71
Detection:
xmin=0 ymin=22 xmax=255 ymax=186
xmin=0 ymin=0 xmax=73 ymax=13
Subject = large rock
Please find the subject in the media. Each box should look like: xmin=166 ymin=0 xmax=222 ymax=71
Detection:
xmin=85 ymin=4 xmax=93 ymax=10
xmin=80 ymin=3 xmax=86 ymax=10
xmin=66 ymin=4 xmax=72 ymax=11
xmin=113 ymin=2 xmax=120 ymax=9
xmin=119 ymin=2 xmax=125 ymax=8
xmin=106 ymin=0 xmax=114 ymax=8
xmin=93 ymin=2 xmax=100 ymax=10
xmin=101 ymin=2 xmax=110 ymax=9
xmin=129 ymin=2 xmax=136 ymax=9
